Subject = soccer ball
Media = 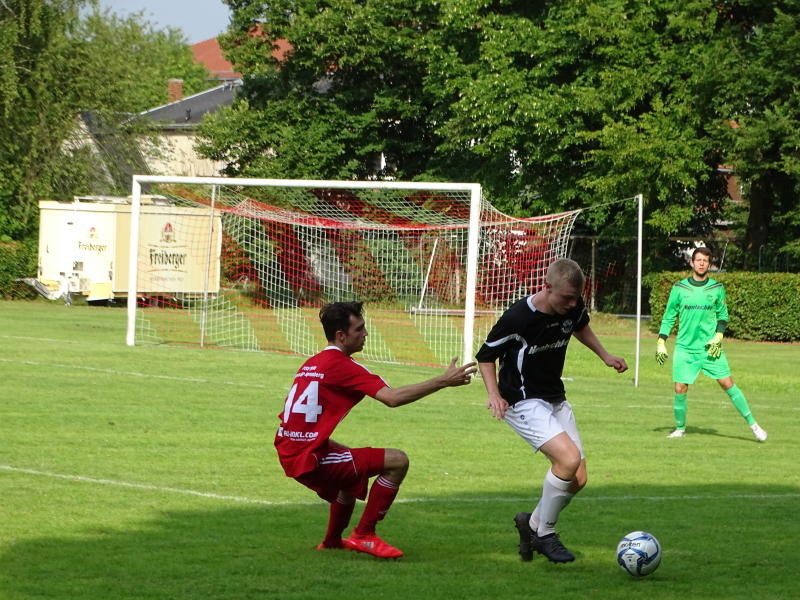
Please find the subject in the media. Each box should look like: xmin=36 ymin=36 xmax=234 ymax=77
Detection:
xmin=616 ymin=531 xmax=662 ymax=577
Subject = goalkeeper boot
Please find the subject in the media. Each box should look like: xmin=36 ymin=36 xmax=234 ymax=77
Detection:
xmin=343 ymin=532 xmax=403 ymax=559
xmin=514 ymin=512 xmax=537 ymax=562
xmin=750 ymin=423 xmax=768 ymax=442
xmin=533 ymin=532 xmax=575 ymax=563
xmin=667 ymin=429 xmax=685 ymax=438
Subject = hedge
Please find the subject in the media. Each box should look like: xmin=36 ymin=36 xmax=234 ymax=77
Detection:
xmin=644 ymin=271 xmax=800 ymax=342
xmin=0 ymin=239 xmax=38 ymax=299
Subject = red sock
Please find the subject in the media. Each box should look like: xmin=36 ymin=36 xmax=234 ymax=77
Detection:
xmin=322 ymin=494 xmax=355 ymax=546
xmin=353 ymin=476 xmax=399 ymax=537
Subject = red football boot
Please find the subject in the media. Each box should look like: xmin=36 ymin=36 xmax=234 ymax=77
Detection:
xmin=342 ymin=533 xmax=403 ymax=558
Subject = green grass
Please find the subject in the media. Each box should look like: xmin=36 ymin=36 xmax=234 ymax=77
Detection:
xmin=1 ymin=300 xmax=798 ymax=599
xmin=135 ymin=296 xmax=500 ymax=367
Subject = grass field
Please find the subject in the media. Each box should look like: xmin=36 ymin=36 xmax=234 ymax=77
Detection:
xmin=1 ymin=300 xmax=798 ymax=599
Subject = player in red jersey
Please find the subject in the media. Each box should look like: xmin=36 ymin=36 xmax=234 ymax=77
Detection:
xmin=275 ymin=301 xmax=477 ymax=559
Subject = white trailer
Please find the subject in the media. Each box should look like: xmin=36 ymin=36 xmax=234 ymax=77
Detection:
xmin=38 ymin=196 xmax=221 ymax=301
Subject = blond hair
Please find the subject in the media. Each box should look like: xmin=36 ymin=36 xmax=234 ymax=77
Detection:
xmin=546 ymin=258 xmax=585 ymax=290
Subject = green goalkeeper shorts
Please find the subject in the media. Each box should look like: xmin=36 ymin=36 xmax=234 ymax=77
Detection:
xmin=673 ymin=347 xmax=731 ymax=384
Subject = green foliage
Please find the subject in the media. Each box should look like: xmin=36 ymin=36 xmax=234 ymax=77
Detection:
xmin=0 ymin=238 xmax=38 ymax=298
xmin=212 ymin=0 xmax=733 ymax=222
xmin=75 ymin=9 xmax=211 ymax=112
xmin=0 ymin=0 xmax=213 ymax=240
xmin=208 ymin=0 xmax=441 ymax=181
xmin=197 ymin=96 xmax=370 ymax=179
xmin=713 ymin=0 xmax=800 ymax=265
xmin=206 ymin=0 xmax=800 ymax=269
xmin=645 ymin=271 xmax=800 ymax=341
xmin=0 ymin=0 xmax=82 ymax=239
xmin=428 ymin=0 xmax=741 ymax=237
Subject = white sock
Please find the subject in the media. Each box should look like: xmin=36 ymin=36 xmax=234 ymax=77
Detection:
xmin=534 ymin=468 xmax=575 ymax=536
xmin=529 ymin=507 xmax=540 ymax=532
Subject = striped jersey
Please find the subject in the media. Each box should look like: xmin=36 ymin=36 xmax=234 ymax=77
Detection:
xmin=275 ymin=346 xmax=388 ymax=478
xmin=475 ymin=295 xmax=590 ymax=404
xmin=658 ymin=277 xmax=728 ymax=352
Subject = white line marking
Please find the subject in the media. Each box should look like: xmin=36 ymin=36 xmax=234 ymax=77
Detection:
xmin=3 ymin=465 xmax=798 ymax=506
xmin=0 ymin=357 xmax=267 ymax=389
xmin=1 ymin=335 xmax=84 ymax=344
xmin=1 ymin=465 xmax=290 ymax=505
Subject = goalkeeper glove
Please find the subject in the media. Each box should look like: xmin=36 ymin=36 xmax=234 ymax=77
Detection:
xmin=706 ymin=332 xmax=724 ymax=358
xmin=655 ymin=338 xmax=669 ymax=366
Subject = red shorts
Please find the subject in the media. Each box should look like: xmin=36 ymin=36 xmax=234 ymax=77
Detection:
xmin=295 ymin=444 xmax=385 ymax=503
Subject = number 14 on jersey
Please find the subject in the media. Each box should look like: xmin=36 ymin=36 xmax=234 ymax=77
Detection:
xmin=282 ymin=381 xmax=323 ymax=423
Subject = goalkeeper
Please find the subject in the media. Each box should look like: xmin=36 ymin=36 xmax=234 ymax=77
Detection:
xmin=656 ymin=247 xmax=766 ymax=442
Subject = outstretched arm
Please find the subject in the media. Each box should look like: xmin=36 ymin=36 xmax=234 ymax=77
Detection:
xmin=375 ymin=358 xmax=477 ymax=408
xmin=572 ymin=325 xmax=628 ymax=373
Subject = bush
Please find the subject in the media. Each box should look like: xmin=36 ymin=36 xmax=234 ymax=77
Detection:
xmin=644 ymin=271 xmax=800 ymax=342
xmin=0 ymin=238 xmax=38 ymax=299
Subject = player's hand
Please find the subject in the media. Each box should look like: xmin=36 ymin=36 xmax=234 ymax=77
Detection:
xmin=443 ymin=357 xmax=477 ymax=386
xmin=705 ymin=332 xmax=723 ymax=358
xmin=605 ymin=354 xmax=628 ymax=373
xmin=486 ymin=392 xmax=509 ymax=420
xmin=655 ymin=339 xmax=669 ymax=366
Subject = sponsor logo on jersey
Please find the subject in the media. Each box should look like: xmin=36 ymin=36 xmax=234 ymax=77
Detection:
xmin=527 ymin=338 xmax=569 ymax=355
xmin=297 ymin=366 xmax=325 ymax=380
xmin=683 ymin=304 xmax=713 ymax=311
xmin=276 ymin=426 xmax=319 ymax=441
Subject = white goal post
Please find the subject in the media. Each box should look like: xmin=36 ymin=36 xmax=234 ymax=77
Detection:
xmin=125 ymin=175 xmax=581 ymax=367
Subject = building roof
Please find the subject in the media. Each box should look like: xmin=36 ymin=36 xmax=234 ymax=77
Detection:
xmin=191 ymin=37 xmax=240 ymax=80
xmin=139 ymin=80 xmax=242 ymax=128
xmin=191 ymin=30 xmax=292 ymax=81
xmin=141 ymin=29 xmax=292 ymax=128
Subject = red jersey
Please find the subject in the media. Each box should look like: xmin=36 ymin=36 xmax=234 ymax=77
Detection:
xmin=274 ymin=346 xmax=389 ymax=477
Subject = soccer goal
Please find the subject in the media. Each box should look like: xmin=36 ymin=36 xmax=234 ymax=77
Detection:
xmin=125 ymin=176 xmax=580 ymax=366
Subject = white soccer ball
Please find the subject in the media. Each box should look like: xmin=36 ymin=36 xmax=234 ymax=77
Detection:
xmin=616 ymin=531 xmax=662 ymax=577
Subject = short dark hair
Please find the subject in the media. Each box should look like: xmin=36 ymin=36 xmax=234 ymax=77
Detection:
xmin=319 ymin=301 xmax=364 ymax=341
xmin=692 ymin=247 xmax=712 ymax=261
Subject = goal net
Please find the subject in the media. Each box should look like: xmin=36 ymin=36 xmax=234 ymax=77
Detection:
xmin=125 ymin=176 xmax=580 ymax=366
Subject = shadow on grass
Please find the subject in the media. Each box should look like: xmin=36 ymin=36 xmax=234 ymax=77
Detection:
xmin=1 ymin=484 xmax=798 ymax=600
xmin=651 ymin=424 xmax=758 ymax=442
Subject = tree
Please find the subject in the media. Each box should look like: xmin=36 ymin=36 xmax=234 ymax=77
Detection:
xmin=0 ymin=0 xmax=212 ymax=240
xmin=1 ymin=0 xmax=82 ymax=239
xmin=208 ymin=2 xmax=726 ymax=214
xmin=201 ymin=0 xmax=441 ymax=180
xmin=713 ymin=0 xmax=800 ymax=268
xmin=205 ymin=0 xmax=800 ymax=269
xmin=76 ymin=8 xmax=211 ymax=113
xmin=426 ymin=1 xmax=737 ymax=232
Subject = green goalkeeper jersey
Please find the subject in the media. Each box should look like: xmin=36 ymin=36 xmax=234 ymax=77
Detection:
xmin=658 ymin=276 xmax=728 ymax=352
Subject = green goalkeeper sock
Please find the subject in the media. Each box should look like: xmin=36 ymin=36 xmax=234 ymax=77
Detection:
xmin=726 ymin=385 xmax=756 ymax=426
xmin=673 ymin=393 xmax=687 ymax=430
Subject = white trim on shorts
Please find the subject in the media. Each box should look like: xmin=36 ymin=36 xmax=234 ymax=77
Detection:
xmin=504 ymin=397 xmax=584 ymax=458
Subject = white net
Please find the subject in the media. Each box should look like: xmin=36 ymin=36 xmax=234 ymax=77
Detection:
xmin=128 ymin=178 xmax=579 ymax=366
